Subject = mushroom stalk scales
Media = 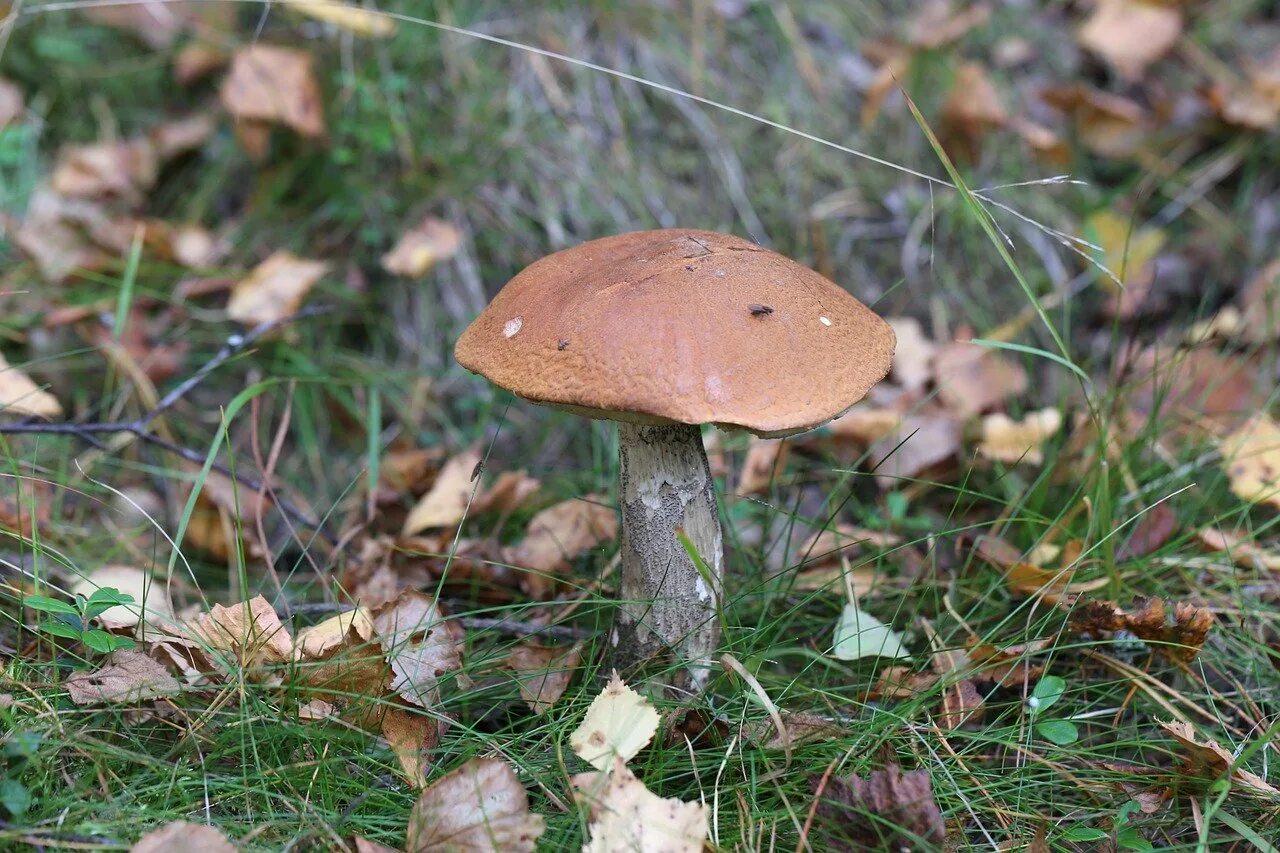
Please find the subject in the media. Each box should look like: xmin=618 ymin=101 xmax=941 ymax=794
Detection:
xmin=612 ymin=423 xmax=722 ymax=684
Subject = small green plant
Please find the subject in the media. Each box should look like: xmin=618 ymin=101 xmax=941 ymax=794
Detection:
xmin=23 ymin=588 xmax=136 ymax=654
xmin=1059 ymin=801 xmax=1154 ymax=851
xmin=0 ymin=728 xmax=41 ymax=818
xmin=1027 ymin=675 xmax=1078 ymax=745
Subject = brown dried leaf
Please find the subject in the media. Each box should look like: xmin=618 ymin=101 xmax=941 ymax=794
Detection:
xmin=886 ymin=317 xmax=937 ymax=392
xmin=1070 ymin=597 xmax=1214 ymax=661
xmin=66 ymin=650 xmax=180 ymax=706
xmin=84 ymin=2 xmax=191 ymax=49
xmin=402 ymin=447 xmax=482 ymax=535
xmin=1042 ymin=84 xmax=1149 ymax=159
xmin=738 ymin=437 xmax=789 ymax=496
xmin=183 ymin=596 xmax=294 ymax=670
xmin=906 ymin=0 xmax=991 ymax=49
xmin=407 ymin=757 xmax=545 ymax=852
xmin=573 ymin=760 xmax=707 ymax=853
xmin=506 ymin=642 xmax=581 ymax=715
xmin=1078 ymin=0 xmax=1182 ymax=81
xmin=51 ymin=138 xmax=158 ymax=203
xmin=372 ymin=591 xmax=466 ymax=709
xmin=739 ymin=711 xmax=845 ymax=749
xmin=0 ymin=352 xmax=62 ymax=419
xmin=227 ymin=251 xmax=330 ymax=327
xmin=471 ymin=470 xmax=541 ymax=516
xmin=130 ymin=821 xmax=237 ymax=853
xmin=382 ymin=706 xmax=439 ymax=787
xmin=1197 ymin=527 xmax=1280 ymax=572
xmin=1116 ymin=503 xmax=1178 ymax=561
xmin=505 ymin=496 xmax=617 ymax=598
xmin=941 ymin=62 xmax=1006 ymax=161
xmin=934 ymin=341 xmax=1028 ymax=418
xmin=220 ymin=45 xmax=325 ymax=139
xmin=933 ymin=647 xmax=984 ymax=729
xmin=382 ymin=218 xmax=463 ymax=277
xmin=829 ymin=405 xmax=962 ymax=489
xmin=14 ymin=186 xmax=112 ymax=283
xmin=977 ymin=408 xmax=1063 ymax=465
xmin=352 ymin=839 xmax=402 ymax=853
xmin=1160 ymin=721 xmax=1280 ymax=798
xmin=1119 ymin=346 xmax=1267 ymax=434
xmin=174 ymin=42 xmax=230 ymax=86
xmin=293 ymin=606 xmax=374 ymax=659
xmin=1221 ymin=414 xmax=1280 ymax=510
xmin=150 ymin=112 xmax=217 ymax=161
xmin=812 ymin=764 xmax=945 ymax=849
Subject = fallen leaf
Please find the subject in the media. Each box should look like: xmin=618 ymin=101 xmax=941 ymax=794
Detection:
xmin=1197 ymin=527 xmax=1280 ymax=572
xmin=70 ymin=565 xmax=174 ymax=631
xmin=382 ymin=218 xmax=463 ymax=277
xmin=0 ymin=77 xmax=24 ymax=128
xmin=298 ymin=698 xmax=334 ymax=720
xmin=66 ymin=650 xmax=180 ymax=706
xmin=280 ymin=0 xmax=397 ymax=36
xmin=886 ymin=317 xmax=937 ymax=392
xmin=739 ymin=711 xmax=845 ymax=749
xmin=1085 ymin=209 xmax=1167 ymax=317
xmin=977 ymin=408 xmax=1063 ymax=465
xmin=1042 ymin=84 xmax=1149 ymax=159
xmin=130 ymin=820 xmax=237 ymax=853
xmin=150 ymin=112 xmax=217 ymax=161
xmin=1238 ymin=259 xmax=1280 ymax=342
xmin=13 ymin=186 xmax=113 ymax=283
xmin=294 ymin=606 xmax=374 ymax=659
xmin=372 ymin=591 xmax=466 ymax=709
xmin=84 ymin=2 xmax=190 ymax=49
xmin=471 ymin=470 xmax=541 ymax=516
xmin=1207 ymin=48 xmax=1280 ymax=130
xmin=402 ymin=447 xmax=482 ymax=535
xmin=1070 ymin=597 xmax=1214 ymax=661
xmin=174 ymin=42 xmax=230 ymax=86
xmin=1221 ymin=414 xmax=1280 ymax=510
xmin=940 ymin=61 xmax=1006 ymax=161
xmin=352 ymin=839 xmax=402 ymax=853
xmin=0 ymin=352 xmax=62 ymax=419
xmin=1118 ymin=345 xmax=1268 ymax=436
xmin=573 ymin=759 xmax=707 ymax=853
xmin=407 ymin=757 xmax=545 ymax=852
xmin=382 ymin=706 xmax=439 ymax=787
xmin=971 ymin=535 xmax=1108 ymax=601
xmin=1116 ymin=503 xmax=1178 ymax=561
xmin=1078 ymin=0 xmax=1182 ymax=81
xmin=832 ymin=602 xmax=911 ymax=660
xmin=738 ymin=437 xmax=789 ymax=496
xmin=506 ymin=642 xmax=581 ymax=715
xmin=828 ymin=405 xmax=963 ymax=488
xmin=227 ymin=251 xmax=330 ymax=327
xmin=51 ymin=137 xmax=158 ymax=203
xmin=933 ymin=341 xmax=1028 ymax=418
xmin=182 ymin=596 xmax=294 ymax=671
xmin=570 ymin=672 xmax=659 ymax=772
xmin=505 ymin=495 xmax=617 ymax=598
xmin=1160 ymin=721 xmax=1280 ymax=798
xmin=905 ymin=0 xmax=992 ymax=49
xmin=220 ymin=45 xmax=326 ymax=141
xmin=932 ymin=646 xmax=984 ymax=729
xmin=811 ymin=764 xmax=945 ymax=849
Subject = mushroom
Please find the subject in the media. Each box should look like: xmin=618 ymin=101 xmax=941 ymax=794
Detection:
xmin=455 ymin=229 xmax=894 ymax=688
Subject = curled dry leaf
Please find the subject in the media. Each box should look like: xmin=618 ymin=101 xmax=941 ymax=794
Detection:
xmin=0 ymin=352 xmax=62 ymax=419
xmin=51 ymin=138 xmax=158 ymax=203
xmin=1070 ymin=597 xmax=1214 ymax=662
xmin=1042 ymin=84 xmax=1148 ymax=159
xmin=71 ymin=565 xmax=174 ymax=631
xmin=372 ymin=591 xmax=466 ymax=709
xmin=227 ymin=251 xmax=330 ymax=327
xmin=977 ymin=408 xmax=1063 ymax=465
xmin=971 ymin=534 xmax=1107 ymax=601
xmin=1220 ymin=414 xmax=1280 ymax=510
xmin=471 ymin=470 xmax=541 ymax=516
xmin=570 ymin=672 xmax=659 ymax=772
xmin=220 ymin=45 xmax=325 ymax=140
xmin=382 ymin=706 xmax=439 ymax=787
xmin=932 ymin=646 xmax=984 ymax=730
xmin=505 ymin=495 xmax=617 ymax=598
xmin=738 ymin=437 xmax=789 ymax=496
xmin=1116 ymin=502 xmax=1178 ymax=561
xmin=382 ymin=218 xmax=463 ymax=277
xmin=811 ymin=763 xmax=945 ymax=850
xmin=933 ymin=341 xmax=1028 ymax=418
xmin=573 ymin=759 xmax=708 ymax=853
xmin=293 ymin=606 xmax=374 ymax=659
xmin=506 ymin=642 xmax=581 ymax=715
xmin=1078 ymin=0 xmax=1182 ymax=81
xmin=1198 ymin=526 xmax=1280 ymax=572
xmin=65 ymin=650 xmax=180 ymax=706
xmin=1160 ymin=721 xmax=1279 ymax=798
xmin=402 ymin=447 xmax=482 ymax=535
xmin=940 ymin=61 xmax=1006 ymax=161
xmin=407 ymin=757 xmax=544 ymax=852
xmin=280 ymin=0 xmax=397 ymax=37
xmin=130 ymin=820 xmax=237 ymax=853
xmin=182 ymin=596 xmax=294 ymax=671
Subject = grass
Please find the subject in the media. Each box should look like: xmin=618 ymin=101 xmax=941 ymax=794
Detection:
xmin=2 ymin=0 xmax=1280 ymax=850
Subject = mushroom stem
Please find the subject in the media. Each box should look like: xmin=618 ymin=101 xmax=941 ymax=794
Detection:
xmin=611 ymin=422 xmax=723 ymax=687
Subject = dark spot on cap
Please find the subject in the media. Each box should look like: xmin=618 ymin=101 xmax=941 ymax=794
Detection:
xmin=557 ymin=339 xmax=569 ymax=351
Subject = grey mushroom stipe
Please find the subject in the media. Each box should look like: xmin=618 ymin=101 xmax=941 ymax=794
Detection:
xmin=454 ymin=228 xmax=894 ymax=690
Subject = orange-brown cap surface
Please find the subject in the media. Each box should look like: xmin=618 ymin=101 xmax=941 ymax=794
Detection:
xmin=454 ymin=229 xmax=895 ymax=437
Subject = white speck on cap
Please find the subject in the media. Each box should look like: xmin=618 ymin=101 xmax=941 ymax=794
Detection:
xmin=503 ymin=317 xmax=523 ymax=338
xmin=820 ymin=316 xmax=832 ymax=326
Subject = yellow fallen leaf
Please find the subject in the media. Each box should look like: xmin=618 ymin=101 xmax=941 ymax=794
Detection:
xmin=402 ymin=447 xmax=481 ymax=535
xmin=1078 ymin=0 xmax=1182 ymax=81
xmin=0 ymin=351 xmax=62 ymax=419
xmin=293 ymin=606 xmax=374 ymax=659
xmin=1086 ymin=209 xmax=1165 ymax=293
xmin=227 ymin=251 xmax=330 ymax=326
xmin=569 ymin=672 xmax=659 ymax=772
xmin=407 ymin=757 xmax=545 ymax=852
xmin=977 ymin=408 xmax=1063 ymax=465
xmin=1221 ymin=414 xmax=1280 ymax=510
xmin=281 ymin=0 xmax=397 ymax=37
xmin=382 ymin=217 xmax=462 ymax=277
xmin=220 ymin=45 xmax=326 ymax=139
xmin=573 ymin=759 xmax=707 ymax=853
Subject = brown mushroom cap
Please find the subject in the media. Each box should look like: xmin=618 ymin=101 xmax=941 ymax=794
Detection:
xmin=454 ymin=229 xmax=895 ymax=437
